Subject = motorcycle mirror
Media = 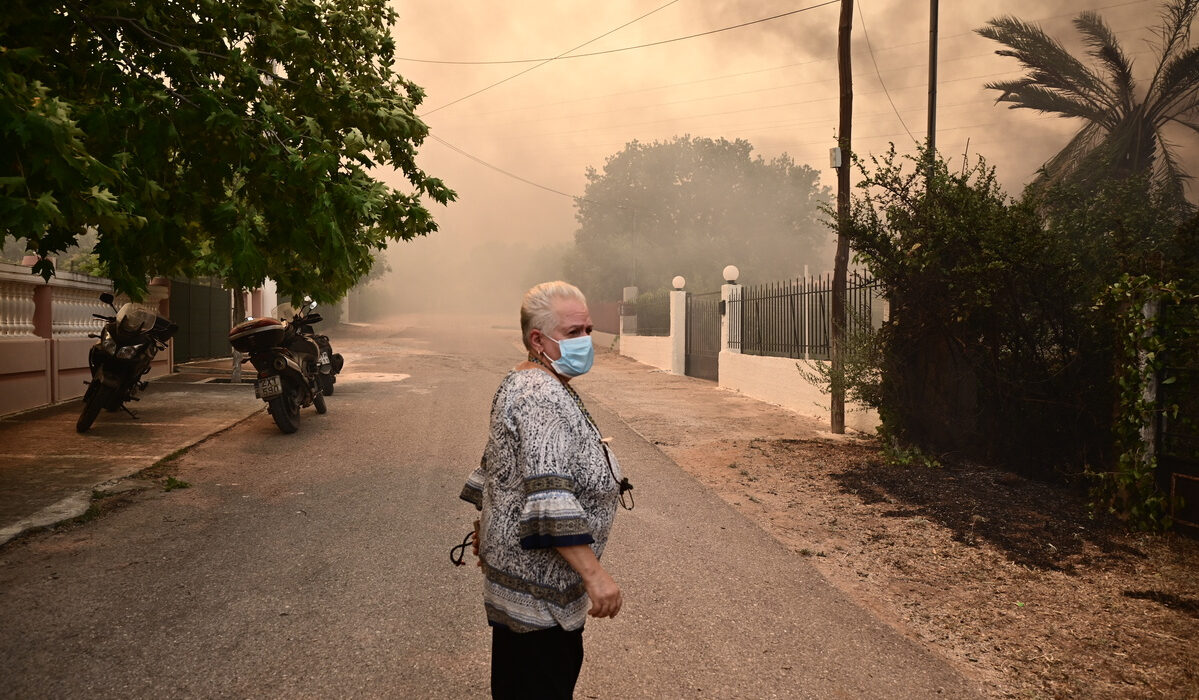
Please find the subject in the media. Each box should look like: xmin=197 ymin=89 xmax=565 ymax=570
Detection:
xmin=99 ymin=292 xmax=115 ymax=305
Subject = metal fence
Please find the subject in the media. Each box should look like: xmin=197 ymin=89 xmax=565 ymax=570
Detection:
xmin=731 ymin=271 xmax=881 ymax=360
xmin=626 ymin=291 xmax=671 ymax=336
xmin=1158 ymin=299 xmax=1199 ymax=533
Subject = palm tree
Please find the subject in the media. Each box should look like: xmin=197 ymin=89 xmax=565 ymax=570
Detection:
xmin=977 ymin=0 xmax=1199 ymax=203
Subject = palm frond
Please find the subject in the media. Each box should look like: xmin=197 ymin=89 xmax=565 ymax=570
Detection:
xmin=984 ymin=81 xmax=1111 ymax=123
xmin=977 ymin=16 xmax=1112 ymax=113
xmin=1035 ymin=121 xmax=1105 ymax=187
xmin=1168 ymin=115 xmax=1199 ymax=136
xmin=1152 ymin=128 xmax=1190 ymax=204
xmin=1075 ymin=11 xmax=1136 ymax=111
xmin=1150 ymin=46 xmax=1199 ymax=121
xmin=1146 ymin=0 xmax=1199 ymax=93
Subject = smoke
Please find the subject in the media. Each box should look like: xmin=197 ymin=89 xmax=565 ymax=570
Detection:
xmin=354 ymin=0 xmax=1192 ymax=320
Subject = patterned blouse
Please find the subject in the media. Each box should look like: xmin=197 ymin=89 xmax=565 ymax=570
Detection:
xmin=460 ymin=369 xmax=622 ymax=633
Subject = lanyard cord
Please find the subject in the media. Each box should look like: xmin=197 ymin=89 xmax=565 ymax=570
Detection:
xmin=450 ymin=530 xmax=474 ymax=566
xmin=529 ymin=354 xmax=633 ymax=509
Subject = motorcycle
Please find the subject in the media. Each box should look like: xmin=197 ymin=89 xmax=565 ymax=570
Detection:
xmin=291 ymin=299 xmax=344 ymax=396
xmin=77 ymin=293 xmax=179 ymax=433
xmin=229 ymin=299 xmax=329 ymax=434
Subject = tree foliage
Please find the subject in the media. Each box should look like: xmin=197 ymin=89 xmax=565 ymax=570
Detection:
xmin=977 ymin=0 xmax=1199 ymax=203
xmin=1 ymin=0 xmax=453 ymax=301
xmin=566 ymin=136 xmax=831 ymax=301
xmin=841 ymin=144 xmax=1195 ymax=519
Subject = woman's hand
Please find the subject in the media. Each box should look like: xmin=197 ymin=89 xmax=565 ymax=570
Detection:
xmin=554 ymin=544 xmax=622 ymax=618
xmin=582 ymin=568 xmax=622 ymax=618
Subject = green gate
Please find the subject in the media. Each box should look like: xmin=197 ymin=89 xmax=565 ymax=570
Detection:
xmin=170 ymin=278 xmax=231 ymax=363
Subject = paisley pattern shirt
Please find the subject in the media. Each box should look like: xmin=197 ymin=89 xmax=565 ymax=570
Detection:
xmin=461 ymin=369 xmax=621 ymax=632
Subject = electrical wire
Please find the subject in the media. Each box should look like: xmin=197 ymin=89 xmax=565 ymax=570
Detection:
xmin=420 ymin=0 xmax=1158 ymax=201
xmin=428 ymin=134 xmax=579 ymax=200
xmin=401 ymin=2 xmax=839 ymax=66
xmin=419 ymin=0 xmax=681 ymax=118
xmin=857 ymin=0 xmax=918 ymax=144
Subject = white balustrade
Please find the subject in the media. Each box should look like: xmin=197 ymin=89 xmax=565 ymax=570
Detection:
xmin=51 ymin=287 xmax=107 ymax=337
xmin=0 ymin=281 xmax=36 ymax=337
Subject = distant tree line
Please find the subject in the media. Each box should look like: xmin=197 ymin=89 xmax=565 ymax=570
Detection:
xmin=565 ymin=136 xmax=832 ymax=301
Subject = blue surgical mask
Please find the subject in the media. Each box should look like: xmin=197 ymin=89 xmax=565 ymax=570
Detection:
xmin=543 ymin=334 xmax=594 ymax=378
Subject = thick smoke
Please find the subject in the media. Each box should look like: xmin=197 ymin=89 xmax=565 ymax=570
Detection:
xmin=354 ymin=0 xmax=1191 ymax=320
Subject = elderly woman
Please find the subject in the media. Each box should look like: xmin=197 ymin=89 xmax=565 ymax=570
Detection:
xmin=461 ymin=280 xmax=629 ymax=700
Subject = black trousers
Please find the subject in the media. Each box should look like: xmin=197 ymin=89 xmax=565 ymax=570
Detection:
xmin=490 ymin=624 xmax=585 ymax=700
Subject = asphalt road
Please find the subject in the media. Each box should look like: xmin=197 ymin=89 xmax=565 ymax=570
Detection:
xmin=0 ymin=318 xmax=982 ymax=699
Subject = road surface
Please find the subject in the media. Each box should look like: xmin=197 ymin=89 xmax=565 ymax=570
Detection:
xmin=0 ymin=317 xmax=981 ymax=698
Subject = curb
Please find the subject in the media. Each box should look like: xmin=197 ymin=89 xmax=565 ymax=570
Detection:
xmin=0 ymin=404 xmax=265 ymax=549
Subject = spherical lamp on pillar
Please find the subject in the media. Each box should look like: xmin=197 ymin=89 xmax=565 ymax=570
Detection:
xmin=722 ymin=265 xmax=740 ymax=284
xmin=672 ymin=275 xmax=686 ymax=290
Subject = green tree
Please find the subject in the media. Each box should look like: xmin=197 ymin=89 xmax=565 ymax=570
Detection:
xmin=842 ymin=146 xmax=1115 ymax=472
xmin=566 ymin=136 xmax=831 ymax=301
xmin=1 ymin=0 xmax=453 ymax=301
xmin=977 ymin=0 xmax=1199 ymax=203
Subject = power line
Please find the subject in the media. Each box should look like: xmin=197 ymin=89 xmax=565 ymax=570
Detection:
xmin=401 ymin=2 xmax=840 ymax=66
xmin=857 ymin=0 xmax=917 ymax=145
xmin=434 ymin=28 xmax=1155 ymax=128
xmin=429 ymin=134 xmax=579 ymax=200
xmin=420 ymin=0 xmax=681 ymax=118
xmin=404 ymin=0 xmax=1152 ymax=69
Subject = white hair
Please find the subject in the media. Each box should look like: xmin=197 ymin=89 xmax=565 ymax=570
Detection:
xmin=521 ymin=281 xmax=587 ymax=351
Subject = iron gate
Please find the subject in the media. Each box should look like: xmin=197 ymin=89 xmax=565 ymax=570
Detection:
xmin=686 ymin=291 xmax=721 ymax=381
xmin=1158 ymin=300 xmax=1199 ymax=534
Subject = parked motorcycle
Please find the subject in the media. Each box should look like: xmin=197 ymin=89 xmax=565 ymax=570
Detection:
xmin=291 ymin=298 xmax=344 ymax=396
xmin=77 ymin=293 xmax=179 ymax=433
xmin=229 ymin=299 xmax=329 ymax=434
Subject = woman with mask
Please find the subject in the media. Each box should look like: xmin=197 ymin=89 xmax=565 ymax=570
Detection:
xmin=461 ymin=280 xmax=629 ymax=700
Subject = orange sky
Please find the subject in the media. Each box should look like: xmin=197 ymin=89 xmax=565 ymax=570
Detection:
xmin=370 ymin=0 xmax=1194 ymax=309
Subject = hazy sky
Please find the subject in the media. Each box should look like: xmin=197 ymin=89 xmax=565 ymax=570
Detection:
xmin=366 ymin=0 xmax=1194 ymax=311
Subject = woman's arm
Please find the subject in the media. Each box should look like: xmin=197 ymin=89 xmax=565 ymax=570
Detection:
xmin=555 ymin=545 xmax=622 ymax=618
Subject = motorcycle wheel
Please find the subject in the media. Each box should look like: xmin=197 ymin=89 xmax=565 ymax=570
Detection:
xmin=76 ymin=385 xmax=110 ymax=433
xmin=313 ymin=391 xmax=327 ymax=414
xmin=319 ymin=374 xmax=335 ymax=396
xmin=268 ymin=387 xmax=301 ymax=434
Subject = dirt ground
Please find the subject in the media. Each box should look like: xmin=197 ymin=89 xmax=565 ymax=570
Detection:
xmin=585 ymin=350 xmax=1199 ymax=700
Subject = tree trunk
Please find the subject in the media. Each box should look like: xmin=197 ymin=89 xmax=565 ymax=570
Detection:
xmin=831 ymin=0 xmax=854 ymax=434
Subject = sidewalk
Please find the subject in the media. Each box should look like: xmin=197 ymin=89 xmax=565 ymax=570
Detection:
xmin=0 ymin=361 xmax=263 ymax=546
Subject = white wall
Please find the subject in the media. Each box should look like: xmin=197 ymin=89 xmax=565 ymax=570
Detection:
xmin=719 ymin=351 xmax=880 ymax=434
xmin=620 ymin=335 xmax=672 ymax=372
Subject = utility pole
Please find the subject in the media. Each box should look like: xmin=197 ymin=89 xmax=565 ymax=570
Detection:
xmin=830 ymin=0 xmax=853 ymax=435
xmin=927 ymin=0 xmax=939 ymax=175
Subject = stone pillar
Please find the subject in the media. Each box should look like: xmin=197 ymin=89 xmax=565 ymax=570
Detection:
xmin=620 ymin=286 xmax=638 ymax=336
xmin=32 ymin=286 xmax=52 ymax=339
xmin=669 ymin=288 xmax=686 ymax=375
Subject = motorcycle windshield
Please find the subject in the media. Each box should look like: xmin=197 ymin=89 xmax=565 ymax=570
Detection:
xmin=271 ymin=303 xmax=296 ymax=321
xmin=116 ymin=303 xmax=160 ymax=334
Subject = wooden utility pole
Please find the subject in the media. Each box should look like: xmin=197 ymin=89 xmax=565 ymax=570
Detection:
xmin=927 ymin=0 xmax=939 ymax=174
xmin=830 ymin=0 xmax=853 ymax=434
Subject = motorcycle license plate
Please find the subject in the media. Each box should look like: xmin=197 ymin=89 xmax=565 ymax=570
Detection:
xmin=255 ymin=375 xmax=283 ymax=399
xmin=317 ymin=352 xmax=330 ymax=366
